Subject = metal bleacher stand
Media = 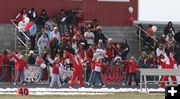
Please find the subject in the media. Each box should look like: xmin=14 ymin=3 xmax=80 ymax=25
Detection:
xmin=139 ymin=68 xmax=180 ymax=91
xmin=10 ymin=19 xmax=30 ymax=59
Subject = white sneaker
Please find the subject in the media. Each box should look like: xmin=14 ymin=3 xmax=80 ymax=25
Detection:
xmin=80 ymin=87 xmax=85 ymax=89
xmin=14 ymin=82 xmax=16 ymax=85
xmin=102 ymin=85 xmax=106 ymax=88
xmin=58 ymin=84 xmax=62 ymax=88
xmin=69 ymin=86 xmax=72 ymax=89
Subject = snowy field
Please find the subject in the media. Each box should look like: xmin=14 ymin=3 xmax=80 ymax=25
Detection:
xmin=0 ymin=87 xmax=165 ymax=95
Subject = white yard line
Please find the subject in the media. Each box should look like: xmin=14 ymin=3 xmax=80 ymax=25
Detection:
xmin=0 ymin=88 xmax=165 ymax=93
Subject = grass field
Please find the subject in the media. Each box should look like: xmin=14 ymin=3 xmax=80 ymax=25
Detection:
xmin=0 ymin=93 xmax=164 ymax=99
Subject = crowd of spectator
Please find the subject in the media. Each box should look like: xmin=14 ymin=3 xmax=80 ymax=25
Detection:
xmin=0 ymin=7 xmax=180 ymax=88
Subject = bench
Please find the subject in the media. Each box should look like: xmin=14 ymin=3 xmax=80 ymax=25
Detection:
xmin=139 ymin=68 xmax=180 ymax=91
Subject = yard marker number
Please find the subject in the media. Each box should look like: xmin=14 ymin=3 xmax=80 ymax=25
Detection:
xmin=17 ymin=88 xmax=29 ymax=96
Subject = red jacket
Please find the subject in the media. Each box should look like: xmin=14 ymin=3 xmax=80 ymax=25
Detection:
xmin=25 ymin=21 xmax=33 ymax=31
xmin=52 ymin=62 xmax=60 ymax=74
xmin=158 ymin=57 xmax=170 ymax=69
xmin=87 ymin=47 xmax=93 ymax=60
xmin=169 ymin=57 xmax=177 ymax=69
xmin=65 ymin=51 xmax=83 ymax=71
xmin=106 ymin=48 xmax=114 ymax=60
xmin=0 ymin=54 xmax=3 ymax=66
xmin=12 ymin=54 xmax=28 ymax=70
xmin=2 ymin=55 xmax=11 ymax=65
xmin=78 ymin=49 xmax=86 ymax=59
xmin=127 ymin=60 xmax=139 ymax=73
xmin=36 ymin=57 xmax=43 ymax=65
xmin=94 ymin=62 xmax=105 ymax=72
xmin=91 ymin=61 xmax=95 ymax=70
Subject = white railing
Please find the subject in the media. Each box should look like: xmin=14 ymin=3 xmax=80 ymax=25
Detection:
xmin=133 ymin=23 xmax=158 ymax=51
xmin=10 ymin=19 xmax=30 ymax=59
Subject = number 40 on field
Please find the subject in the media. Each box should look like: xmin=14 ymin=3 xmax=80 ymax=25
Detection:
xmin=17 ymin=88 xmax=29 ymax=96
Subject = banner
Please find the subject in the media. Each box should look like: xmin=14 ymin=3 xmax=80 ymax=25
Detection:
xmin=24 ymin=66 xmax=42 ymax=82
xmin=102 ymin=66 xmax=125 ymax=84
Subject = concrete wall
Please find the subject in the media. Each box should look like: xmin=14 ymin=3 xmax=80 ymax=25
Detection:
xmin=103 ymin=26 xmax=139 ymax=58
xmin=0 ymin=24 xmax=140 ymax=57
xmin=0 ymin=24 xmax=15 ymax=52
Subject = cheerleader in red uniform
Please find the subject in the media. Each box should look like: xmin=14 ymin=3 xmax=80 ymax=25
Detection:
xmin=64 ymin=50 xmax=84 ymax=88
xmin=159 ymin=53 xmax=177 ymax=88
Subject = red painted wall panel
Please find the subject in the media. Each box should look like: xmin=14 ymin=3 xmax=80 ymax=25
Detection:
xmin=0 ymin=0 xmax=137 ymax=26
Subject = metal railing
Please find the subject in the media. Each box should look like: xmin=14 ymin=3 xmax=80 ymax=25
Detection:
xmin=10 ymin=19 xmax=30 ymax=59
xmin=133 ymin=23 xmax=159 ymax=51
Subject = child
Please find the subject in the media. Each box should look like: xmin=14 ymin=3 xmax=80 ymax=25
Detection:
xmin=91 ymin=56 xmax=106 ymax=87
xmin=35 ymin=54 xmax=44 ymax=66
xmin=12 ymin=54 xmax=28 ymax=85
xmin=127 ymin=56 xmax=139 ymax=86
xmin=35 ymin=54 xmax=44 ymax=82
xmin=47 ymin=54 xmax=62 ymax=87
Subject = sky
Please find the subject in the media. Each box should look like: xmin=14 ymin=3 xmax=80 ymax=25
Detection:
xmin=139 ymin=0 xmax=180 ymax=22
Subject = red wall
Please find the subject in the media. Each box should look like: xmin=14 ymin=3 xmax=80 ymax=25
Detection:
xmin=0 ymin=0 xmax=137 ymax=26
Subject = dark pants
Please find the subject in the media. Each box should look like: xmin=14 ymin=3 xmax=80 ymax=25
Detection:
xmin=0 ymin=67 xmax=7 ymax=82
xmin=86 ymin=65 xmax=91 ymax=82
xmin=92 ymin=71 xmax=104 ymax=86
xmin=14 ymin=70 xmax=25 ymax=83
xmin=128 ymin=73 xmax=138 ymax=86
xmin=30 ymin=35 xmax=36 ymax=50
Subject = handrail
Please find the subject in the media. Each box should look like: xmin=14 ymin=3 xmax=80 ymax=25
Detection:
xmin=16 ymin=36 xmax=29 ymax=49
xmin=131 ymin=30 xmax=155 ymax=49
xmin=10 ymin=19 xmax=30 ymax=40
xmin=133 ymin=23 xmax=158 ymax=42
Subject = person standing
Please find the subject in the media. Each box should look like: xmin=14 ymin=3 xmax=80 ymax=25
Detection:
xmin=26 ymin=19 xmax=37 ymax=50
xmin=159 ymin=53 xmax=176 ymax=88
xmin=64 ymin=50 xmax=84 ymax=88
xmin=47 ymin=54 xmax=62 ymax=88
xmin=37 ymin=33 xmax=50 ymax=54
xmin=127 ymin=56 xmax=139 ymax=86
xmin=91 ymin=57 xmax=106 ymax=87
xmin=12 ymin=54 xmax=28 ymax=85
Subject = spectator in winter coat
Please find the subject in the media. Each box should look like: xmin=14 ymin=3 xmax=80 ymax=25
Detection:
xmin=147 ymin=51 xmax=157 ymax=68
xmin=15 ymin=8 xmax=28 ymax=22
xmin=28 ymin=8 xmax=37 ymax=20
xmin=37 ymin=33 xmax=50 ymax=54
xmin=27 ymin=19 xmax=37 ymax=50
xmin=84 ymin=28 xmax=95 ymax=47
xmin=106 ymin=44 xmax=114 ymax=66
xmin=138 ymin=51 xmax=149 ymax=68
xmin=37 ymin=9 xmax=49 ymax=27
xmin=127 ymin=56 xmax=139 ymax=86
xmin=164 ymin=21 xmax=175 ymax=36
xmin=121 ymin=39 xmax=130 ymax=60
xmin=27 ymin=50 xmax=36 ymax=65
xmin=35 ymin=54 xmax=44 ymax=66
xmin=0 ymin=50 xmax=14 ymax=82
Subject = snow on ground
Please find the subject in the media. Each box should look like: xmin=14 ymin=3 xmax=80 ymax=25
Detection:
xmin=0 ymin=88 xmax=165 ymax=95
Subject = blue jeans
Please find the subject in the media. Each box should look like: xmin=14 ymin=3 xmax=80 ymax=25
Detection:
xmin=14 ymin=70 xmax=25 ymax=83
xmin=0 ymin=67 xmax=7 ymax=82
xmin=88 ymin=71 xmax=95 ymax=84
xmin=92 ymin=71 xmax=104 ymax=86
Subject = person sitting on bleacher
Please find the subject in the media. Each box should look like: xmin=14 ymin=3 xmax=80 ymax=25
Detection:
xmin=138 ymin=51 xmax=149 ymax=68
